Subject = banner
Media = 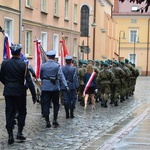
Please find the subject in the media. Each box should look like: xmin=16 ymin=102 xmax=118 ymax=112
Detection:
xmin=82 ymin=72 xmax=96 ymax=97
xmin=34 ymin=39 xmax=42 ymax=78
xmin=59 ymin=39 xmax=69 ymax=66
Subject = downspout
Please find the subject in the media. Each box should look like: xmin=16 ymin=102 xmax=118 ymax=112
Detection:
xmin=92 ymin=0 xmax=96 ymax=60
xmin=146 ymin=18 xmax=150 ymax=76
xmin=19 ymin=0 xmax=22 ymax=44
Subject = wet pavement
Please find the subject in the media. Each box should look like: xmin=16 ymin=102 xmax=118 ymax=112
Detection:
xmin=0 ymin=76 xmax=150 ymax=150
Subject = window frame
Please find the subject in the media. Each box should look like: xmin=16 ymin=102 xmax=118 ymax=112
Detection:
xmin=129 ymin=30 xmax=138 ymax=43
xmin=53 ymin=34 xmax=59 ymax=56
xmin=74 ymin=3 xmax=78 ymax=23
xmin=54 ymin=0 xmax=59 ymax=16
xmin=65 ymin=0 xmax=69 ymax=20
xmin=41 ymin=32 xmax=47 ymax=52
xmin=41 ymin=0 xmax=47 ymax=13
xmin=4 ymin=17 xmax=13 ymax=42
xmin=25 ymin=30 xmax=32 ymax=56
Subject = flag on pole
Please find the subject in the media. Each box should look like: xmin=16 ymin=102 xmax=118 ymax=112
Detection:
xmin=3 ymin=33 xmax=12 ymax=60
xmin=34 ymin=39 xmax=42 ymax=78
xmin=59 ymin=39 xmax=69 ymax=66
xmin=82 ymin=72 xmax=96 ymax=97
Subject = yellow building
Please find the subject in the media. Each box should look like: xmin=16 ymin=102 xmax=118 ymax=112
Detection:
xmin=113 ymin=0 xmax=150 ymax=75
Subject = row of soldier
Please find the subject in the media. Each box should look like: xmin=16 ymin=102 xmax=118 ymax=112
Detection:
xmin=77 ymin=59 xmax=139 ymax=109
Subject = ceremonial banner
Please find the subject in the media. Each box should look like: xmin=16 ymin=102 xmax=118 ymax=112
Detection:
xmin=59 ymin=39 xmax=69 ymax=66
xmin=82 ymin=72 xmax=96 ymax=97
xmin=34 ymin=39 xmax=42 ymax=78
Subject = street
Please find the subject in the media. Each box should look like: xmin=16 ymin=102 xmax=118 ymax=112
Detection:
xmin=0 ymin=76 xmax=150 ymax=150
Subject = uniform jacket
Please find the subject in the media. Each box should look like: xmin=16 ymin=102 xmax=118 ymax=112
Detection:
xmin=61 ymin=64 xmax=79 ymax=90
xmin=0 ymin=57 xmax=36 ymax=98
xmin=40 ymin=59 xmax=68 ymax=91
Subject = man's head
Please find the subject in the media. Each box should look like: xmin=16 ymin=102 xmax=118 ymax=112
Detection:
xmin=46 ymin=50 xmax=56 ymax=59
xmin=65 ymin=56 xmax=72 ymax=64
xmin=10 ymin=44 xmax=22 ymax=56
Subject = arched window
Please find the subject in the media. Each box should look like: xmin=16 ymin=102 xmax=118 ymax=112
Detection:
xmin=80 ymin=5 xmax=89 ymax=37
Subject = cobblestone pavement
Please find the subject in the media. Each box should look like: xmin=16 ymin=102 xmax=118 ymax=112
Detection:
xmin=0 ymin=76 xmax=150 ymax=150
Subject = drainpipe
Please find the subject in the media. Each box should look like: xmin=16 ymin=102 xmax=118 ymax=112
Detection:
xmin=92 ymin=0 xmax=96 ymax=60
xmin=19 ymin=0 xmax=22 ymax=44
xmin=146 ymin=18 xmax=150 ymax=76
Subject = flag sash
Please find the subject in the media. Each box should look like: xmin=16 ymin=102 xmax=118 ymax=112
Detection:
xmin=82 ymin=72 xmax=96 ymax=97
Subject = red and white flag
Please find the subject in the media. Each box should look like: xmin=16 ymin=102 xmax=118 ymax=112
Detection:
xmin=34 ymin=39 xmax=42 ymax=78
xmin=59 ymin=39 xmax=69 ymax=66
xmin=82 ymin=72 xmax=96 ymax=97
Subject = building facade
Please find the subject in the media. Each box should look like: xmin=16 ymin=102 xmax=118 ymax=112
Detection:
xmin=0 ymin=0 xmax=117 ymax=67
xmin=113 ymin=0 xmax=150 ymax=75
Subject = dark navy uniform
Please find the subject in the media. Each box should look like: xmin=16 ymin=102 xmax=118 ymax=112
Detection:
xmin=0 ymin=44 xmax=37 ymax=144
xmin=61 ymin=56 xmax=79 ymax=119
xmin=40 ymin=50 xmax=68 ymax=128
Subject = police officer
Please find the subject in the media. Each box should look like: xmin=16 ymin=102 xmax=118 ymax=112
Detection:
xmin=40 ymin=50 xmax=69 ymax=128
xmin=61 ymin=56 xmax=79 ymax=119
xmin=0 ymin=44 xmax=37 ymax=144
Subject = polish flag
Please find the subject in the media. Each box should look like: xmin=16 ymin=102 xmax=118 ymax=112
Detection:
xmin=34 ymin=39 xmax=42 ymax=78
xmin=3 ymin=33 xmax=12 ymax=60
xmin=59 ymin=39 xmax=69 ymax=66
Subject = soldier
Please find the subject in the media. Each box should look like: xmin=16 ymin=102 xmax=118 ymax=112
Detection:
xmin=78 ymin=62 xmax=87 ymax=106
xmin=61 ymin=56 xmax=79 ymax=119
xmin=0 ymin=44 xmax=37 ymax=144
xmin=40 ymin=50 xmax=69 ymax=128
xmin=97 ymin=62 xmax=115 ymax=107
xmin=119 ymin=61 xmax=132 ymax=102
xmin=110 ymin=60 xmax=125 ymax=106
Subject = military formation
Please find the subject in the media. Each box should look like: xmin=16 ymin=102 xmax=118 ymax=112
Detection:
xmin=0 ymin=43 xmax=139 ymax=145
xmin=77 ymin=58 xmax=139 ymax=108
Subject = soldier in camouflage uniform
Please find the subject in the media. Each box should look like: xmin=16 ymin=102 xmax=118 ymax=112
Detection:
xmin=77 ymin=61 xmax=87 ymax=106
xmin=110 ymin=61 xmax=125 ymax=106
xmin=119 ymin=61 xmax=132 ymax=102
xmin=97 ymin=62 xmax=115 ymax=107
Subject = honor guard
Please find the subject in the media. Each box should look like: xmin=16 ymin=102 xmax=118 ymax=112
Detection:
xmin=40 ymin=50 xmax=69 ymax=128
xmin=0 ymin=44 xmax=37 ymax=144
xmin=61 ymin=56 xmax=79 ymax=119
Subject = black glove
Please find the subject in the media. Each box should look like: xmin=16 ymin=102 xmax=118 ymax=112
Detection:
xmin=66 ymin=86 xmax=70 ymax=92
xmin=32 ymin=96 xmax=37 ymax=104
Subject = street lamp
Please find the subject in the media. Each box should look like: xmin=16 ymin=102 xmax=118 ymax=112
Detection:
xmin=118 ymin=30 xmax=126 ymax=61
xmin=87 ymin=14 xmax=96 ymax=60
xmin=133 ymin=35 xmax=140 ymax=64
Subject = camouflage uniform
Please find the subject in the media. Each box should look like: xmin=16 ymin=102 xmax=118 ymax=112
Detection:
xmin=110 ymin=61 xmax=125 ymax=106
xmin=97 ymin=62 xmax=115 ymax=107
xmin=77 ymin=64 xmax=87 ymax=106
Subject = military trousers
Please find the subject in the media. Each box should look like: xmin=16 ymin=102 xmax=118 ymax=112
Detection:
xmin=42 ymin=91 xmax=60 ymax=118
xmin=5 ymin=94 xmax=27 ymax=130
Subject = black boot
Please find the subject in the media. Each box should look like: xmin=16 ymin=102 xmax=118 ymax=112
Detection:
xmin=114 ymin=101 xmax=118 ymax=106
xmin=16 ymin=126 xmax=26 ymax=140
xmin=64 ymin=104 xmax=69 ymax=119
xmin=120 ymin=96 xmax=125 ymax=103
xmin=103 ymin=101 xmax=108 ymax=108
xmin=45 ymin=116 xmax=51 ymax=128
xmin=53 ymin=114 xmax=59 ymax=128
xmin=7 ymin=129 xmax=14 ymax=144
xmin=70 ymin=104 xmax=75 ymax=119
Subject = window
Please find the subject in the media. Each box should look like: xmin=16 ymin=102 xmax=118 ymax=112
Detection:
xmin=130 ymin=30 xmax=137 ymax=43
xmin=54 ymin=0 xmax=59 ymax=16
xmin=65 ymin=0 xmax=69 ymax=20
xmin=41 ymin=0 xmax=47 ymax=12
xmin=80 ymin=5 xmax=89 ymax=37
xmin=73 ymin=38 xmax=78 ymax=57
xmin=53 ymin=34 xmax=59 ymax=56
xmin=74 ymin=4 xmax=78 ymax=23
xmin=4 ymin=18 xmax=13 ymax=41
xmin=41 ymin=32 xmax=47 ymax=51
xmin=130 ymin=54 xmax=136 ymax=64
xmin=131 ymin=6 xmax=138 ymax=12
xmin=25 ymin=30 xmax=32 ymax=56
xmin=26 ymin=0 xmax=32 ymax=7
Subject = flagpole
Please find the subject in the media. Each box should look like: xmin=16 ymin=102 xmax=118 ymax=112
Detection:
xmin=0 ymin=26 xmax=5 ymax=35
